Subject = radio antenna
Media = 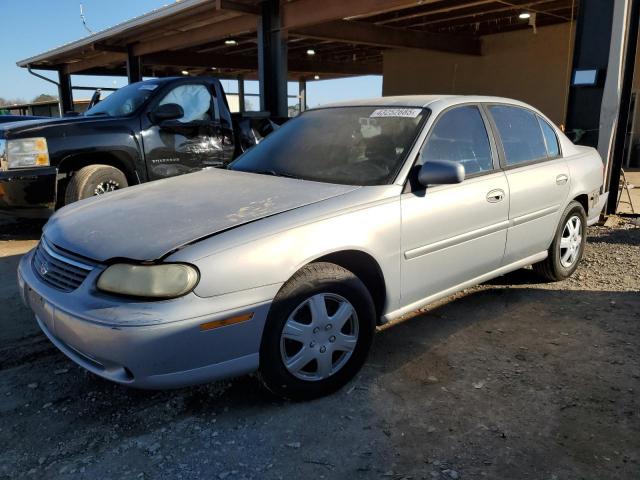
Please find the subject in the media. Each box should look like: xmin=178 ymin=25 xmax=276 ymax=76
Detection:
xmin=80 ymin=4 xmax=94 ymax=34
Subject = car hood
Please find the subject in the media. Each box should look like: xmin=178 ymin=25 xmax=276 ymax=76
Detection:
xmin=0 ymin=115 xmax=119 ymax=138
xmin=44 ymin=169 xmax=359 ymax=262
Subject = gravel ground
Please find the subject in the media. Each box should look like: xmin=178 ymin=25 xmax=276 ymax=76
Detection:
xmin=0 ymin=215 xmax=638 ymax=480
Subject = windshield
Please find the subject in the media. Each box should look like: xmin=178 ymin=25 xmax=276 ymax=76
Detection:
xmin=84 ymin=81 xmax=160 ymax=117
xmin=229 ymin=106 xmax=428 ymax=186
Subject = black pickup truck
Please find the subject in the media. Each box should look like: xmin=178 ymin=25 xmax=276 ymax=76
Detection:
xmin=0 ymin=76 xmax=280 ymax=217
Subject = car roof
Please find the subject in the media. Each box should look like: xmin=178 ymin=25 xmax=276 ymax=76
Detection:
xmin=320 ymin=95 xmax=535 ymax=110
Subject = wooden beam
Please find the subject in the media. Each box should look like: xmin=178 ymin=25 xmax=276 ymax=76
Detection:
xmin=375 ymin=0 xmax=496 ymax=24
xmin=282 ymin=0 xmax=441 ymax=29
xmin=293 ymin=20 xmax=481 ymax=55
xmin=63 ymin=52 xmax=126 ymax=74
xmin=406 ymin=0 xmax=565 ymax=28
xmin=132 ymin=14 xmax=257 ymax=57
xmin=92 ymin=42 xmax=127 ymax=53
xmin=142 ymin=51 xmax=257 ymax=70
xmin=141 ymin=51 xmax=381 ymax=75
xmin=216 ymin=0 xmax=260 ymax=15
xmin=291 ymin=58 xmax=382 ymax=75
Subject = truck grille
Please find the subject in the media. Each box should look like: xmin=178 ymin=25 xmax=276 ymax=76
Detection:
xmin=32 ymin=239 xmax=94 ymax=292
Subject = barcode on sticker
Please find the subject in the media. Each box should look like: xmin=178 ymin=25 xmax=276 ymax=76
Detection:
xmin=370 ymin=108 xmax=422 ymax=118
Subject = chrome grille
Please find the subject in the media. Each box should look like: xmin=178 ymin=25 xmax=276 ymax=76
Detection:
xmin=32 ymin=239 xmax=93 ymax=292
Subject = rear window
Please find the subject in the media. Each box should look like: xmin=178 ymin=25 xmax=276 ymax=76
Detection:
xmin=537 ymin=116 xmax=561 ymax=158
xmin=489 ymin=105 xmax=548 ymax=166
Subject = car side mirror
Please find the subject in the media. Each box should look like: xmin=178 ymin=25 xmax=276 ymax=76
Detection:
xmin=150 ymin=103 xmax=184 ymax=124
xmin=418 ymin=159 xmax=465 ymax=186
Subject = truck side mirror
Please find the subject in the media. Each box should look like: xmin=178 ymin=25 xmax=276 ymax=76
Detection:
xmin=418 ymin=159 xmax=465 ymax=186
xmin=150 ymin=103 xmax=184 ymax=124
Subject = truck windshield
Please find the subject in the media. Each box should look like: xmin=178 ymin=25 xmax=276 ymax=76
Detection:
xmin=229 ymin=106 xmax=428 ymax=186
xmin=84 ymin=82 xmax=160 ymax=117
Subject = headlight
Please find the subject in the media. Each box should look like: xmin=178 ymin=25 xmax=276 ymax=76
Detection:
xmin=6 ymin=137 xmax=49 ymax=169
xmin=97 ymin=263 xmax=199 ymax=299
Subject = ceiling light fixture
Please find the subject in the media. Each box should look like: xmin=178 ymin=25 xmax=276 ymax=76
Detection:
xmin=314 ymin=75 xmax=320 ymax=80
xmin=225 ymin=39 xmax=238 ymax=46
xmin=306 ymin=49 xmax=316 ymax=56
xmin=181 ymin=70 xmax=189 ymax=75
xmin=519 ymin=12 xmax=531 ymax=19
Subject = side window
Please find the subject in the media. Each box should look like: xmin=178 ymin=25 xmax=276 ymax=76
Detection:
xmin=420 ymin=106 xmax=493 ymax=175
xmin=537 ymin=116 xmax=560 ymax=158
xmin=489 ymin=105 xmax=548 ymax=166
xmin=158 ymin=84 xmax=212 ymax=123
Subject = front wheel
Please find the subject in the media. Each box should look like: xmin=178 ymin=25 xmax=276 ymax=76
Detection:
xmin=533 ymin=201 xmax=587 ymax=281
xmin=259 ymin=262 xmax=376 ymax=400
xmin=64 ymin=164 xmax=128 ymax=205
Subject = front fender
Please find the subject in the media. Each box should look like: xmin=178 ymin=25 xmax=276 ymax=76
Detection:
xmin=170 ymin=194 xmax=402 ymax=313
xmin=50 ymin=129 xmax=144 ymax=182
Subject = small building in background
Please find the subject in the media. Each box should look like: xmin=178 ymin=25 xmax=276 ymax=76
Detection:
xmin=1 ymin=99 xmax=91 ymax=117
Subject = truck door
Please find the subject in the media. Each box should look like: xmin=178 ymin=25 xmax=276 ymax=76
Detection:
xmin=141 ymin=82 xmax=226 ymax=180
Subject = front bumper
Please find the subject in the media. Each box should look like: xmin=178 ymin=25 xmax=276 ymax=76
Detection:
xmin=0 ymin=167 xmax=57 ymax=218
xmin=18 ymin=249 xmax=278 ymax=389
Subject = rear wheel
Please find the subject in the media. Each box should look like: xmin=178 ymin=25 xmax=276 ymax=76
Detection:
xmin=64 ymin=164 xmax=128 ymax=205
xmin=533 ymin=201 xmax=586 ymax=281
xmin=259 ymin=262 xmax=376 ymax=400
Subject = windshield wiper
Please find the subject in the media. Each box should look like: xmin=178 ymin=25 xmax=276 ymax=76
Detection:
xmin=251 ymin=169 xmax=300 ymax=180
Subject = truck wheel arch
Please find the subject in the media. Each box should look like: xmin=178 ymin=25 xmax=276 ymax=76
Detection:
xmin=58 ymin=152 xmax=139 ymax=186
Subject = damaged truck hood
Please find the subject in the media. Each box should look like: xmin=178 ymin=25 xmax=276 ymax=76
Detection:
xmin=44 ymin=169 xmax=358 ymax=262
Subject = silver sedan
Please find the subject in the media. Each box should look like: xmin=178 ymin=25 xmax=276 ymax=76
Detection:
xmin=17 ymin=95 xmax=607 ymax=399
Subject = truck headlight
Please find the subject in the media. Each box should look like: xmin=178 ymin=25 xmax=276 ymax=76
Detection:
xmin=97 ymin=263 xmax=199 ymax=299
xmin=6 ymin=137 xmax=49 ymax=169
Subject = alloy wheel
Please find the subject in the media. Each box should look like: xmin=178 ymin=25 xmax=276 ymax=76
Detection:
xmin=93 ymin=179 xmax=120 ymax=196
xmin=559 ymin=215 xmax=582 ymax=268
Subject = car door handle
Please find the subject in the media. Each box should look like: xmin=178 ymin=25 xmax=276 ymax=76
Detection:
xmin=556 ymin=174 xmax=569 ymax=185
xmin=486 ymin=189 xmax=505 ymax=203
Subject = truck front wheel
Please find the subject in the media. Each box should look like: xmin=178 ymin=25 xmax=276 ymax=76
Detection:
xmin=64 ymin=165 xmax=128 ymax=205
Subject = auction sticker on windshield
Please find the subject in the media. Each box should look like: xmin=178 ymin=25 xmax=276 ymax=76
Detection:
xmin=370 ymin=108 xmax=422 ymax=118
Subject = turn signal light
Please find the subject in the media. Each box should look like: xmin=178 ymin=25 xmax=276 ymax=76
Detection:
xmin=199 ymin=312 xmax=254 ymax=331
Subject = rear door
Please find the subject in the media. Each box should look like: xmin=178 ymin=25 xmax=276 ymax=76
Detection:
xmin=485 ymin=104 xmax=570 ymax=264
xmin=400 ymin=104 xmax=509 ymax=306
xmin=141 ymin=81 xmax=226 ymax=180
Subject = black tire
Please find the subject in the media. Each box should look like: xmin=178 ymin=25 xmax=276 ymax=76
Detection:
xmin=533 ymin=201 xmax=587 ymax=281
xmin=64 ymin=164 xmax=128 ymax=205
xmin=259 ymin=262 xmax=376 ymax=400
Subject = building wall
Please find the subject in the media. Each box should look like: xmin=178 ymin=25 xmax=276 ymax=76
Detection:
xmin=382 ymin=23 xmax=574 ymax=125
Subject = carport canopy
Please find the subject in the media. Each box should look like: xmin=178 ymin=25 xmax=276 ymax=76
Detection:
xmin=16 ymin=0 xmax=577 ymax=116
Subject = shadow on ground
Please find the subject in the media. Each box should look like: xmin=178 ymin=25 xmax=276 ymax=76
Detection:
xmin=1 ymin=277 xmax=638 ymax=480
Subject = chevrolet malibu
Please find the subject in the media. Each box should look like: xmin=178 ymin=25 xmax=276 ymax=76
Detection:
xmin=17 ymin=96 xmax=606 ymax=399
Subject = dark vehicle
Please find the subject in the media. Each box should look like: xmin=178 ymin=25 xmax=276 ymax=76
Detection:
xmin=0 ymin=77 xmax=280 ymax=217
xmin=0 ymin=115 xmax=47 ymax=124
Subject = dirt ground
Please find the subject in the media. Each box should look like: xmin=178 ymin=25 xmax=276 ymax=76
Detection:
xmin=0 ymin=214 xmax=639 ymax=480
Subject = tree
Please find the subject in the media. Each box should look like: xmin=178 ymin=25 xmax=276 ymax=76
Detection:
xmin=0 ymin=97 xmax=27 ymax=107
xmin=33 ymin=94 xmax=58 ymax=103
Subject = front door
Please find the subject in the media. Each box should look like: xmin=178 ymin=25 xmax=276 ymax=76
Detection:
xmin=401 ymin=105 xmax=510 ymax=307
xmin=142 ymin=82 xmax=226 ymax=180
